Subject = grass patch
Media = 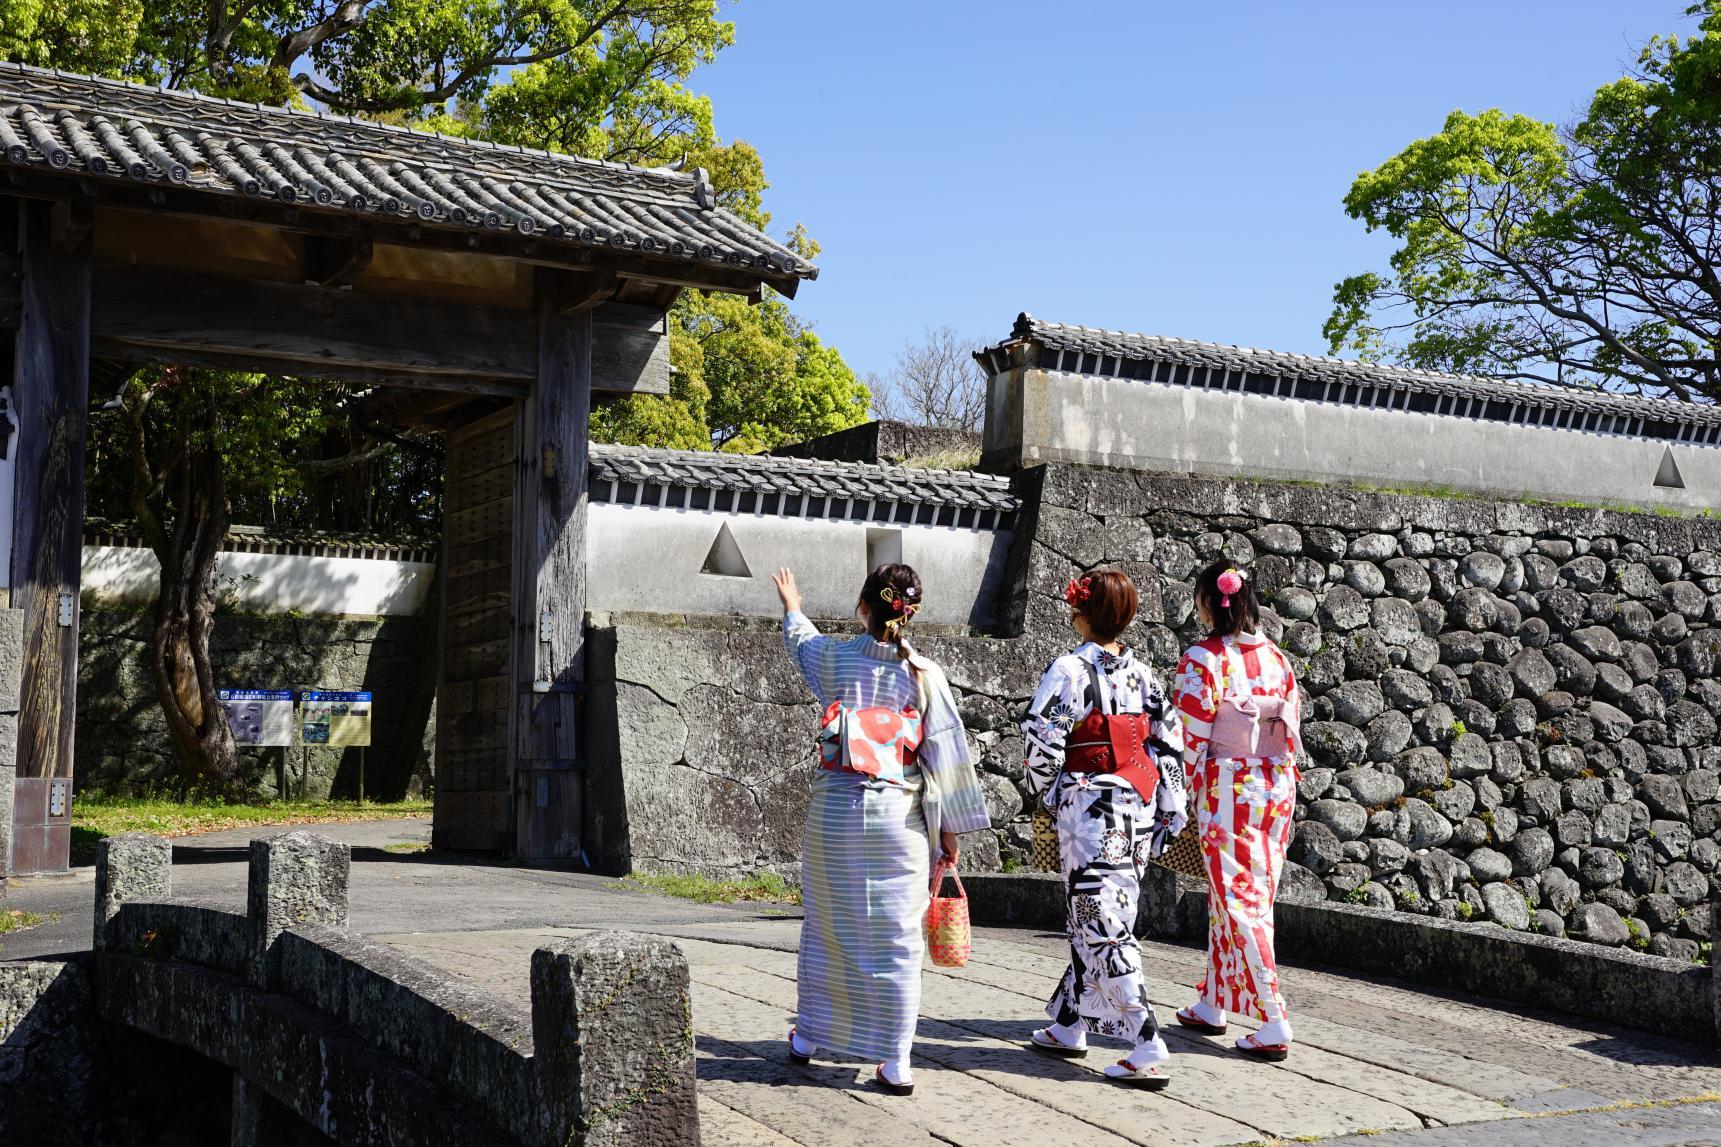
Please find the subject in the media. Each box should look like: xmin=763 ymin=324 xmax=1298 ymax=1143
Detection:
xmin=383 ymin=841 xmax=431 ymax=855
xmin=625 ymin=871 xmax=800 ymax=906
xmin=900 ymin=446 xmax=982 ymax=472
xmin=0 ymin=909 xmax=56 ymax=936
xmin=72 ymin=795 xmax=433 ymax=860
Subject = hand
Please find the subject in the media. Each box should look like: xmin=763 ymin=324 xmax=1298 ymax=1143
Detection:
xmin=939 ymin=830 xmax=960 ymax=866
xmin=772 ymin=567 xmax=802 ymax=615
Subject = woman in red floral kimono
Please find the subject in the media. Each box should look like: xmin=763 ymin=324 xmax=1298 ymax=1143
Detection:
xmin=1173 ymin=561 xmax=1302 ymax=1061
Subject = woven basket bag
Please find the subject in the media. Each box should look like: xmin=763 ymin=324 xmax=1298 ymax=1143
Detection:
xmin=925 ymin=860 xmax=972 ymax=968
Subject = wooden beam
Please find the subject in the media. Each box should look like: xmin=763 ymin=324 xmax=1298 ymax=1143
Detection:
xmin=91 ymin=265 xmax=537 ymax=382
xmin=0 ymin=169 xmax=805 ymax=296
xmin=591 ymin=303 xmax=671 ymax=397
xmin=549 ymin=268 xmax=619 ymax=316
xmin=0 ymin=249 xmax=18 ymax=331
xmin=10 ymin=198 xmax=92 ymax=787
xmin=511 ymin=269 xmax=592 ymax=862
xmin=304 ymin=235 xmax=374 ymax=288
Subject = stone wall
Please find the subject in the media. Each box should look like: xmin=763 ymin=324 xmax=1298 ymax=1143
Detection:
xmin=584 ymin=617 xmax=1059 ymax=878
xmin=1019 ymin=464 xmax=1721 ymax=961
xmin=588 ymin=462 xmax=1721 ymax=964
xmin=76 ymin=610 xmax=435 ymax=799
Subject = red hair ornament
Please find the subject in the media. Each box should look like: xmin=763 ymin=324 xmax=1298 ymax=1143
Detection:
xmin=1064 ymin=577 xmax=1093 ymax=607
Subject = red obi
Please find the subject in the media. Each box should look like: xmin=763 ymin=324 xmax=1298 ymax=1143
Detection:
xmin=819 ymin=701 xmax=922 ymax=785
xmin=1063 ymin=709 xmax=1160 ymax=805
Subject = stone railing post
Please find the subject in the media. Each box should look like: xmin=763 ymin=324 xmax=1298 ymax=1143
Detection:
xmin=92 ymin=832 xmax=172 ymax=951
xmin=0 ymin=607 xmax=22 ymax=881
xmin=1712 ymin=900 xmax=1719 ymax=1049
xmin=247 ymin=831 xmax=350 ymax=989
xmin=530 ymin=930 xmax=698 ymax=1147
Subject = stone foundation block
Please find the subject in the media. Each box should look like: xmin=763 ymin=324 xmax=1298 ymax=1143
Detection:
xmin=531 ymin=930 xmax=698 ymax=1147
xmin=247 ymin=831 xmax=350 ymax=988
xmin=93 ymin=832 xmax=172 ymax=951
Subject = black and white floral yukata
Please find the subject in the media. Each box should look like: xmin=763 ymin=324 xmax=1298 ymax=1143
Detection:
xmin=1022 ymin=643 xmax=1188 ymax=1046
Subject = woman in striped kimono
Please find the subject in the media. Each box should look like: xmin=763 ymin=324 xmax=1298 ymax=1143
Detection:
xmin=1173 ymin=561 xmax=1302 ymax=1061
xmin=773 ymin=563 xmax=991 ymax=1096
xmin=1023 ymin=569 xmax=1188 ymax=1090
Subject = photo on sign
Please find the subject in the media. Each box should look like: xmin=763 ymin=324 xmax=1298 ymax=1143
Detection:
xmin=300 ymin=691 xmax=373 ymax=747
xmin=218 ymin=690 xmax=295 ymax=747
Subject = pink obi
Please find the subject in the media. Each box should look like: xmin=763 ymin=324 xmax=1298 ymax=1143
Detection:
xmin=819 ymin=701 xmax=923 ymax=785
xmin=1209 ymin=693 xmax=1299 ymax=761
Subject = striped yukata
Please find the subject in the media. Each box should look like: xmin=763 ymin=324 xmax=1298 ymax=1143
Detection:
xmin=1022 ymin=644 xmax=1187 ymax=1046
xmin=783 ymin=611 xmax=991 ymax=1064
xmin=1175 ymin=630 xmax=1302 ymax=1024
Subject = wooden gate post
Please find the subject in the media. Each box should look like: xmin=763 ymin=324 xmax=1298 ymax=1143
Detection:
xmin=510 ymin=272 xmax=594 ymax=861
xmin=8 ymin=198 xmax=91 ymax=875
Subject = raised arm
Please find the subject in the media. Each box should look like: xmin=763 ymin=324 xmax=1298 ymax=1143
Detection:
xmin=1021 ymin=660 xmax=1084 ymax=809
xmin=775 ymin=567 xmax=828 ymax=697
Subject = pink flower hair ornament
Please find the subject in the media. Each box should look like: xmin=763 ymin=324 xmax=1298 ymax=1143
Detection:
xmin=1217 ymin=568 xmax=1246 ymax=608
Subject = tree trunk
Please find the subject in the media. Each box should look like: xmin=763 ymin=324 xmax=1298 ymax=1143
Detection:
xmin=142 ymin=400 xmax=241 ymax=793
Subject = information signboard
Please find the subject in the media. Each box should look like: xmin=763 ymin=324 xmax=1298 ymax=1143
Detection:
xmin=300 ymin=691 xmax=374 ymax=747
xmin=217 ymin=689 xmax=296 ymax=747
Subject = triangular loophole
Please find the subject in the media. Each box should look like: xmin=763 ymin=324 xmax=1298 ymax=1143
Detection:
xmin=701 ymin=522 xmax=752 ymax=577
xmin=1655 ymin=446 xmax=1686 ymax=490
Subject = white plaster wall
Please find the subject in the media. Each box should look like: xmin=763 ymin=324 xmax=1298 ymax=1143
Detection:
xmin=81 ymin=546 xmax=434 ymax=617
xmin=586 ymin=502 xmax=1012 ymax=625
xmin=996 ymin=368 xmax=1721 ymax=511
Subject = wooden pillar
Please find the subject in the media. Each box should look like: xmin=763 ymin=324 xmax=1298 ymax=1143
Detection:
xmin=510 ymin=272 xmax=593 ymax=862
xmin=9 ymin=198 xmax=91 ymax=875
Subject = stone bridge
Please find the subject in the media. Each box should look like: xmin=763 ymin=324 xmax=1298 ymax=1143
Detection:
xmin=0 ymin=830 xmax=699 ymax=1146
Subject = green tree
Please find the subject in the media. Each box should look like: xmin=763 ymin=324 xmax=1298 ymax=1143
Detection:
xmin=1327 ymin=3 xmax=1721 ymax=400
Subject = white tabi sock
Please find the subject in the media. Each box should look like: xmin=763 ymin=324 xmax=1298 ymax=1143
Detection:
xmin=879 ymin=1057 xmax=912 ymax=1085
xmin=1048 ymin=1019 xmax=1088 ymax=1048
xmin=1254 ymin=1018 xmax=1294 ymax=1046
xmin=1189 ymin=999 xmax=1226 ymax=1026
xmin=1128 ymin=1035 xmax=1170 ymax=1067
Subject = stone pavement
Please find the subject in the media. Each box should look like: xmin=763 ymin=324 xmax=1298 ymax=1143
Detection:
xmin=7 ymin=818 xmax=1720 ymax=1144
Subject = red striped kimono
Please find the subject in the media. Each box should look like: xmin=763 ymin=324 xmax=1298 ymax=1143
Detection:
xmin=1174 ymin=631 xmax=1301 ymax=1024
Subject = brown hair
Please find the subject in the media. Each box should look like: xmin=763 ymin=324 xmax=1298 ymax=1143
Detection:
xmin=1071 ymin=568 xmax=1139 ymax=643
xmin=1193 ymin=559 xmax=1261 ymax=637
xmin=859 ymin=563 xmax=924 ymax=656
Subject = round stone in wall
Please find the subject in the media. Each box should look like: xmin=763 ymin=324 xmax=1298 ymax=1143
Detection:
xmin=1459 ymin=551 xmax=1506 ymax=590
xmin=1309 ymin=799 xmax=1367 ymax=841
xmin=1337 ymin=766 xmax=1403 ymax=807
xmin=1365 ymin=710 xmax=1414 ymax=762
xmin=1319 ymin=585 xmax=1369 ymax=631
xmin=1275 ymin=585 xmax=1317 ymax=621
xmin=1560 ymin=555 xmax=1607 ymax=591
xmin=1393 ymin=797 xmax=1453 ymax=850
xmin=1448 ymin=588 xmax=1500 ymax=632
xmin=1510 ymin=827 xmax=1555 ymax=875
xmin=1327 ymin=680 xmax=1386 ymax=726
xmin=1383 ymin=558 xmax=1431 ymax=602
xmin=1480 ymin=882 xmax=1530 ymax=930
xmin=1568 ymin=902 xmax=1631 ymax=946
xmin=1467 ymin=846 xmax=1513 ymax=884
xmin=1348 ymin=533 xmax=1399 ymax=562
xmin=1509 ymin=648 xmax=1557 ymax=696
xmin=1250 ymin=523 xmax=1303 ymax=555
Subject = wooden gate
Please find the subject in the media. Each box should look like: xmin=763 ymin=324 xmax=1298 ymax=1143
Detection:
xmin=433 ymin=407 xmax=518 ymax=851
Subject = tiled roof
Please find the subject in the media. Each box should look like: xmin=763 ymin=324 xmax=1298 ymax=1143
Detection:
xmin=589 ymin=444 xmax=1018 ymax=513
xmin=982 ymin=313 xmax=1721 ymax=445
xmin=85 ymin=518 xmax=437 ymax=560
xmin=0 ymin=64 xmax=813 ymax=282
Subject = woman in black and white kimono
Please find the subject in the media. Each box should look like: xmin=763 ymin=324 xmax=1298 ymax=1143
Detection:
xmin=1022 ymin=568 xmax=1188 ymax=1089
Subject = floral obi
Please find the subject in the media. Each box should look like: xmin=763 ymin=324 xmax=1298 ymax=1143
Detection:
xmin=1063 ymin=710 xmax=1159 ymax=805
xmin=818 ymin=701 xmax=923 ymax=785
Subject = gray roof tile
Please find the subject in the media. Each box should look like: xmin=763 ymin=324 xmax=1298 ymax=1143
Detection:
xmin=589 ymin=444 xmax=1017 ymax=513
xmin=984 ymin=314 xmax=1721 ymax=442
xmin=0 ymin=64 xmax=814 ymax=281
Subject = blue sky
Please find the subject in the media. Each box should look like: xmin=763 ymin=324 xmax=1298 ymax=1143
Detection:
xmin=693 ymin=2 xmax=1682 ymax=383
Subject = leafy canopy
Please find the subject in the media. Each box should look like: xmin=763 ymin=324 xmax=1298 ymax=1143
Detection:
xmin=1327 ymin=2 xmax=1721 ymax=400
